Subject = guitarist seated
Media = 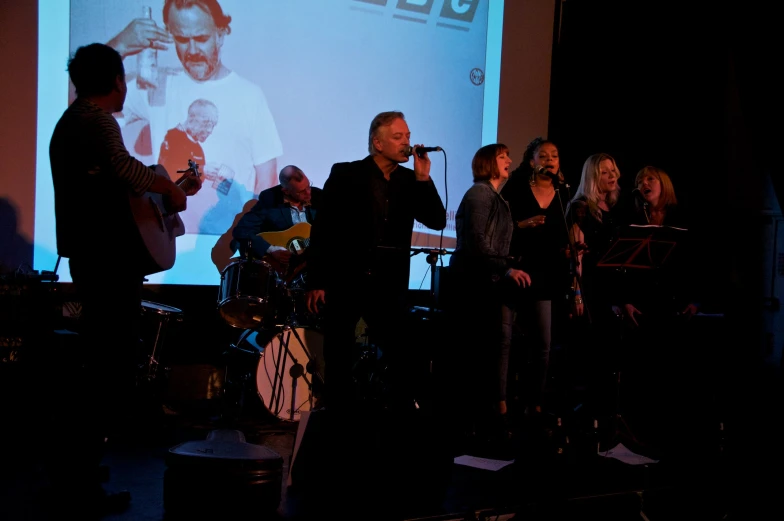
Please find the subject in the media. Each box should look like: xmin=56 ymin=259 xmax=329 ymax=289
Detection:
xmin=232 ymin=165 xmax=323 ymax=281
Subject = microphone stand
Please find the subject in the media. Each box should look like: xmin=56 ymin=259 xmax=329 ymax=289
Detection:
xmin=409 ymin=246 xmax=451 ymax=409
xmin=409 ymin=247 xmax=451 ymax=315
xmin=552 ymin=173 xmax=592 ymax=326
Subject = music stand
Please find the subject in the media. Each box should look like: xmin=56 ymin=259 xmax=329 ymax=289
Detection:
xmin=596 ymin=224 xmax=689 ymax=451
xmin=597 ymin=224 xmax=686 ymax=271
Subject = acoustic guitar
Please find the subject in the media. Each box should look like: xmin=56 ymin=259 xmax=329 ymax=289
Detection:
xmin=258 ymin=222 xmax=311 ymax=252
xmin=128 ymin=159 xmax=201 ymax=275
xmin=258 ymin=222 xmax=311 ymax=284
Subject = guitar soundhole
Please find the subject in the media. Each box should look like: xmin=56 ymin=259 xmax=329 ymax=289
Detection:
xmin=288 ymin=237 xmax=308 ymax=254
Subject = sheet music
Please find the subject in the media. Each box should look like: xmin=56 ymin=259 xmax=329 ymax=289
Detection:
xmin=600 ymin=443 xmax=659 ymax=465
xmin=454 ymin=455 xmax=515 ymax=471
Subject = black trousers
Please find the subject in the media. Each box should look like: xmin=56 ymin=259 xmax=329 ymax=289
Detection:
xmin=435 ymin=272 xmax=508 ymax=446
xmin=44 ymin=257 xmax=144 ymax=492
xmin=290 ymin=276 xmax=451 ymax=519
xmin=319 ymin=278 xmax=410 ymax=412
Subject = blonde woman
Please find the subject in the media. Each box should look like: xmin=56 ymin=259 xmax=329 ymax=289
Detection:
xmin=566 ymin=152 xmax=623 ymax=321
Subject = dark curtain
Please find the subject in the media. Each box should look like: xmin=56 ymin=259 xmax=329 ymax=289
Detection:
xmin=547 ymin=1 xmax=780 ymax=516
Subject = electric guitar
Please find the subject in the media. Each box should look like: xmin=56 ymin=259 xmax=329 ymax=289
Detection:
xmin=257 ymin=222 xmax=311 ymax=284
xmin=128 ymin=160 xmax=201 ymax=275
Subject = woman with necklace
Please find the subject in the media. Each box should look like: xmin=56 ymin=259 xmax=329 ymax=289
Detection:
xmin=501 ymin=137 xmax=572 ymax=419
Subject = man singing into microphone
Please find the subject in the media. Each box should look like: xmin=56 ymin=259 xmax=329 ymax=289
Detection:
xmin=305 ymin=110 xmax=446 ymax=410
xmin=292 ymin=112 xmax=444 ymax=519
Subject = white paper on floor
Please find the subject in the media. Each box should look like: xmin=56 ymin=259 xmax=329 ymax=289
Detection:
xmin=454 ymin=455 xmax=515 ymax=471
xmin=601 ymin=443 xmax=659 ymax=465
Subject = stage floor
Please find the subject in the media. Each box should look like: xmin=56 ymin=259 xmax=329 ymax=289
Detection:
xmin=0 ymin=372 xmax=747 ymax=521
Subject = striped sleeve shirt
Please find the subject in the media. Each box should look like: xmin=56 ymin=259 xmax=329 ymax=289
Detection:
xmin=49 ymin=97 xmax=158 ymax=259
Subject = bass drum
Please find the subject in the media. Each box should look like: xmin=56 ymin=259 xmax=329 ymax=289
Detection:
xmin=237 ymin=327 xmax=324 ymax=422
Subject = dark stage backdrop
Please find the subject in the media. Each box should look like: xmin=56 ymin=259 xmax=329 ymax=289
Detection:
xmin=547 ymin=1 xmax=782 ymax=514
xmin=549 ymin=0 xmax=780 ymax=326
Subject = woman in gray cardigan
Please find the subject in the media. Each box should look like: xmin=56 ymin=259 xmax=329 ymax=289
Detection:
xmin=446 ymin=143 xmax=531 ymax=450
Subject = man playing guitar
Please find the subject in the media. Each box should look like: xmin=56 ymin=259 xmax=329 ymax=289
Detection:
xmin=231 ymin=164 xmax=323 ymax=284
xmin=48 ymin=43 xmax=202 ymax=516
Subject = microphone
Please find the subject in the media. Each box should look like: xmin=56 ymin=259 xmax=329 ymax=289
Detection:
xmin=534 ymin=165 xmax=564 ymax=184
xmin=403 ymin=145 xmax=442 ymax=158
xmin=632 ymin=187 xmax=648 ymax=203
xmin=633 ymin=188 xmax=651 ymax=223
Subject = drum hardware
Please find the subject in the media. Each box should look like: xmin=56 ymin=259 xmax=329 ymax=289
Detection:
xmin=220 ymin=247 xmax=327 ymax=422
xmin=222 ymin=271 xmax=325 ymax=423
xmin=262 ymin=325 xmax=323 ymax=421
xmin=223 ymin=324 xmax=324 ymax=423
xmin=139 ymin=300 xmax=184 ymax=383
xmin=350 ymin=327 xmax=396 ymax=408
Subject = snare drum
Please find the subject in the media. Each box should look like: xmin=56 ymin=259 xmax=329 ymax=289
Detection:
xmin=218 ymin=258 xmax=279 ymax=329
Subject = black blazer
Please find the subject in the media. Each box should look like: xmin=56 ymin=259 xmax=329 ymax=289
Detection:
xmin=306 ymin=155 xmax=446 ymax=292
xmin=232 ymin=184 xmax=323 ymax=259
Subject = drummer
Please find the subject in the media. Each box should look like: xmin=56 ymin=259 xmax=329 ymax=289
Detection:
xmin=232 ymin=165 xmax=323 ymax=280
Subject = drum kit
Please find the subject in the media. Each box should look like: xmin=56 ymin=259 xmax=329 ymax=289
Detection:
xmin=217 ymin=256 xmax=324 ymax=423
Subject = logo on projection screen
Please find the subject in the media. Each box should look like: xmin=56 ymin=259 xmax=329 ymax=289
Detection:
xmin=470 ymin=68 xmax=485 ymax=85
xmin=355 ymin=0 xmax=479 ymax=24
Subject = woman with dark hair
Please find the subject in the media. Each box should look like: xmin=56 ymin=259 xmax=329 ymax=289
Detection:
xmin=446 ymin=143 xmax=531 ymax=448
xmin=500 ymin=137 xmax=572 ymax=417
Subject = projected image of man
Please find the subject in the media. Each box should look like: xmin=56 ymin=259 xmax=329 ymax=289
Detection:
xmin=109 ymin=0 xmax=283 ymax=235
xmin=157 ymin=98 xmax=216 ymax=188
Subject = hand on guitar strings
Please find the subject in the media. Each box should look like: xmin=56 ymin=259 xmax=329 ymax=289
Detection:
xmin=163 ymin=184 xmax=188 ymax=214
xmin=268 ymin=248 xmax=292 ymax=266
xmin=176 ymin=165 xmax=204 ymax=197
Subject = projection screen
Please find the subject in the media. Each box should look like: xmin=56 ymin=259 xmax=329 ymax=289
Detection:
xmin=34 ymin=0 xmax=504 ymax=289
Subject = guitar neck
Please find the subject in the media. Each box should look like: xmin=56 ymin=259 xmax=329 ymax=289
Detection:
xmin=176 ymin=162 xmax=201 ymax=193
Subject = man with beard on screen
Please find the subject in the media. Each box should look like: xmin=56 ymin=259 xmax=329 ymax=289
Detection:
xmin=108 ymin=0 xmax=282 ymax=235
